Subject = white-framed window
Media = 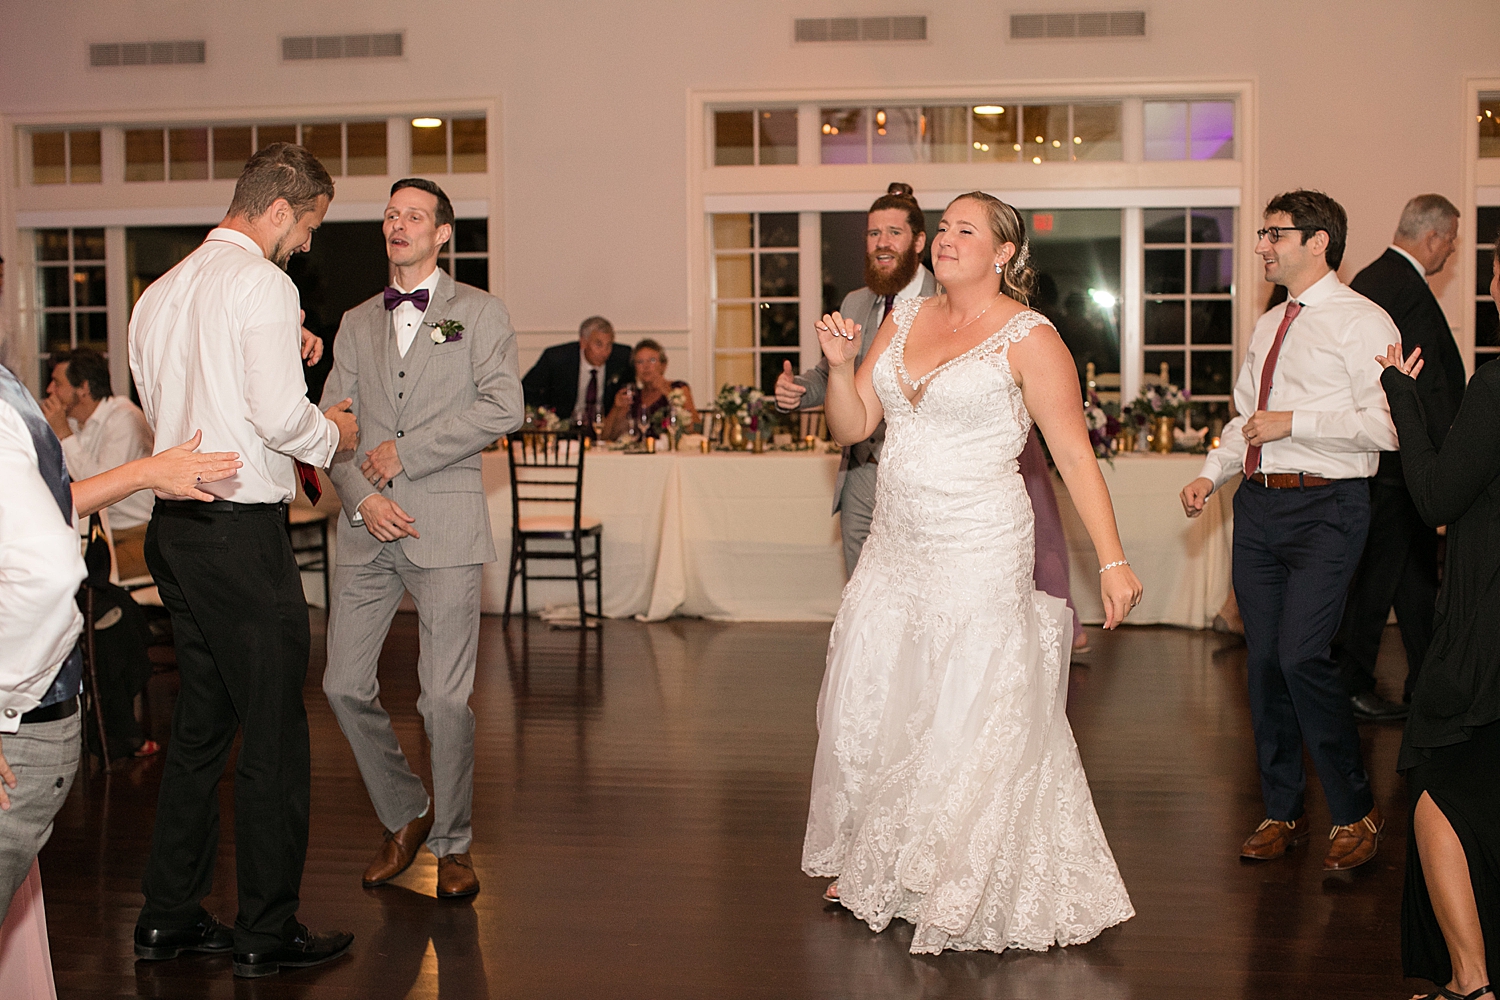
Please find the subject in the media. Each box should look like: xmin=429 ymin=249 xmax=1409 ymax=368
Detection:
xmin=1480 ymin=92 xmax=1500 ymax=158
xmin=1476 ymin=206 xmax=1499 ymax=364
xmin=36 ymin=228 xmax=109 ymax=385
xmin=1142 ymin=208 xmax=1236 ymax=427
xmin=29 ymin=130 xmax=102 ymax=185
xmin=712 ymin=109 xmax=799 ymax=165
xmin=408 ymin=115 xmax=488 ymax=174
xmin=117 ymin=121 xmax=391 ymax=182
xmin=818 ymin=102 xmax=1123 ymax=164
xmin=710 ymin=212 xmax=801 ymax=390
xmin=1143 ymin=101 xmax=1236 ymax=161
xmin=437 ymin=219 xmax=490 ymax=290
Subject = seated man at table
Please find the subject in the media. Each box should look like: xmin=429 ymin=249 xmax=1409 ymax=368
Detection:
xmin=521 ymin=316 xmax=632 ymax=431
xmin=42 ymin=348 xmax=155 ymax=538
xmin=600 ymin=339 xmax=696 ymax=441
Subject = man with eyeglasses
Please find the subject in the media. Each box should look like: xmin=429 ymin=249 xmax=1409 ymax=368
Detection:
xmin=1180 ymin=190 xmax=1399 ymax=872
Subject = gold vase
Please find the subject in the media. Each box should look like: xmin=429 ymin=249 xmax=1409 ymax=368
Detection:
xmin=1151 ymin=415 xmax=1176 ymax=454
xmin=1116 ymin=427 xmax=1137 ymax=453
xmin=729 ymin=420 xmax=745 ymax=450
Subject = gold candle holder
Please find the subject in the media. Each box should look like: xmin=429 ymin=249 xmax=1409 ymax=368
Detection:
xmin=645 ymin=436 xmax=656 ymax=453
xmin=699 ymin=438 xmax=711 ymax=453
xmin=803 ymin=435 xmax=817 ymax=451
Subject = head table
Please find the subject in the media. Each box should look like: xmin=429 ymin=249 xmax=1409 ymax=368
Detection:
xmin=464 ymin=447 xmax=1235 ymax=627
xmin=480 ymin=448 xmax=848 ymax=621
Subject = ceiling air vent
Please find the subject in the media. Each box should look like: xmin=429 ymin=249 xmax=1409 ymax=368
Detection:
xmin=795 ymin=16 xmax=927 ymax=43
xmin=281 ymin=32 xmax=404 ymax=61
xmin=1010 ymin=10 xmax=1146 ymax=39
xmin=90 ymin=40 xmax=206 ymax=66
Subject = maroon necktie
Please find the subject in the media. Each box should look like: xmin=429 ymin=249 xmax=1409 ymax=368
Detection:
xmin=883 ymin=294 xmax=895 ymax=321
xmin=294 ymin=460 xmax=322 ymax=505
xmin=583 ymin=368 xmax=599 ymax=427
xmin=1243 ymin=300 xmax=1303 ymax=478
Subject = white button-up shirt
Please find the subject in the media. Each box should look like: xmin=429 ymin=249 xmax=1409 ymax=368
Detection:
xmin=129 ymin=228 xmax=338 ymax=504
xmin=1199 ymin=270 xmax=1400 ymax=491
xmin=391 ymin=266 xmax=441 ymax=359
xmin=60 ymin=395 xmax=155 ymax=529
xmin=0 ymin=403 xmax=85 ymax=733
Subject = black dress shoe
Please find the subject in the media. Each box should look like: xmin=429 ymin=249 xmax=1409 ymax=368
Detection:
xmin=134 ymin=913 xmax=234 ymax=960
xmin=1350 ymin=691 xmax=1409 ymax=722
xmin=232 ymin=924 xmax=353 ymax=979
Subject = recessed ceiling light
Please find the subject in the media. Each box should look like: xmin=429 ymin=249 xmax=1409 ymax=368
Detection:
xmin=412 ymin=117 xmax=443 ymax=128
xmin=973 ymin=105 xmax=1004 ymax=115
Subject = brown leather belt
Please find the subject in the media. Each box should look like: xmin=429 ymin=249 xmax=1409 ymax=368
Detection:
xmin=1249 ymin=472 xmax=1337 ymax=489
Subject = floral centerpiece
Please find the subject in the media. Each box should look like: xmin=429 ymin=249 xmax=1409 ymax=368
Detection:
xmin=1084 ymin=390 xmax=1122 ymax=461
xmin=715 ymin=384 xmax=768 ymax=448
xmin=1125 ymin=383 xmax=1189 ymax=453
xmin=522 ymin=405 xmax=568 ymax=432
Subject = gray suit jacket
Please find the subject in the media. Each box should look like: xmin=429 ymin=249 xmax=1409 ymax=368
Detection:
xmin=795 ymin=266 xmax=938 ymax=512
xmin=321 ymin=269 xmax=524 ymax=569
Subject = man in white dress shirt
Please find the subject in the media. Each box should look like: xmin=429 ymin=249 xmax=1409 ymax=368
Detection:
xmin=42 ymin=348 xmax=154 ymax=530
xmin=0 ymin=362 xmax=238 ymax=926
xmin=128 ymin=143 xmax=359 ymax=979
xmin=1181 ymin=190 xmax=1399 ymax=872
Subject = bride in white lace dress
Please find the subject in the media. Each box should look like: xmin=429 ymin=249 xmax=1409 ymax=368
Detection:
xmin=802 ymin=191 xmax=1144 ymax=956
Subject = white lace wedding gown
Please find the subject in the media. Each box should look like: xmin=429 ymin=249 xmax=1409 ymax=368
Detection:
xmin=802 ymin=297 xmax=1133 ymax=955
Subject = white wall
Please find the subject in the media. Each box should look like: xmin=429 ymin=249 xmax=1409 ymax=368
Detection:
xmin=2 ymin=0 xmax=1497 ymax=359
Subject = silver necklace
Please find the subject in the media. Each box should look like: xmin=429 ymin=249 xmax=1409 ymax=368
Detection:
xmin=900 ymin=293 xmax=1004 ymax=391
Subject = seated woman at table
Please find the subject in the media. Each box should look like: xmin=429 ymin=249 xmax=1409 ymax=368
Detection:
xmin=1378 ymin=244 xmax=1500 ymax=1000
xmin=601 ymin=339 xmax=696 ymax=440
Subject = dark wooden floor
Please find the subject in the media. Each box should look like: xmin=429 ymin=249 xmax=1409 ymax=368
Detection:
xmin=39 ymin=614 xmax=1429 ymax=999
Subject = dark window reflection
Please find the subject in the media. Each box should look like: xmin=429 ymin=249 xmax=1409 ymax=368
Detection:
xmin=1145 ymin=300 xmax=1185 ymax=344
xmin=1191 ymin=301 xmax=1234 ymax=344
xmin=1145 ymin=249 xmax=1184 ymax=294
xmin=759 ymin=253 xmax=798 ymax=297
xmin=1190 ymin=350 xmax=1233 ymax=396
xmin=759 ymin=213 xmax=799 ymax=248
xmin=760 ymin=302 xmax=798 ymax=347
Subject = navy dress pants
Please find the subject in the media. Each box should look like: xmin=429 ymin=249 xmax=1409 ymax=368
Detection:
xmin=1232 ymin=477 xmax=1374 ymax=826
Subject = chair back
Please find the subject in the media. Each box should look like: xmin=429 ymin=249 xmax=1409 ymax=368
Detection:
xmin=697 ymin=409 xmax=721 ymax=442
xmin=798 ymin=408 xmax=827 ymax=441
xmin=506 ymin=431 xmax=587 ymax=532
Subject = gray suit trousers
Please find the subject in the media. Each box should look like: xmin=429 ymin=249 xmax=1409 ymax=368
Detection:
xmin=839 ymin=462 xmax=879 ymax=576
xmin=323 ymin=545 xmax=482 ymax=857
xmin=0 ymin=713 xmax=79 ymax=924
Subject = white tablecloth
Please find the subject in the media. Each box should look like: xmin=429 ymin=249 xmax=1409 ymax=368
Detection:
xmin=1052 ymin=453 xmax=1237 ymax=629
xmin=480 ymin=449 xmax=846 ymax=621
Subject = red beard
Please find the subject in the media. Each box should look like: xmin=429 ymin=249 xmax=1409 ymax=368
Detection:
xmin=863 ymin=242 xmax=920 ymax=297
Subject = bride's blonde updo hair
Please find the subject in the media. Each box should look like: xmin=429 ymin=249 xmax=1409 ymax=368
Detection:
xmin=947 ymin=190 xmax=1036 ymax=306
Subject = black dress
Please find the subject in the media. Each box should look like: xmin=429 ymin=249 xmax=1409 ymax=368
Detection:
xmin=1381 ymin=361 xmax=1500 ymax=985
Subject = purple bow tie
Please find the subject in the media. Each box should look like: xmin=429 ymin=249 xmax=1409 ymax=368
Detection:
xmin=384 ymin=287 xmax=430 ymax=311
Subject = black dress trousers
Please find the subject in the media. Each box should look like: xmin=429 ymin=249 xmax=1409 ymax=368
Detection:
xmin=1232 ymin=477 xmax=1375 ymax=827
xmin=1335 ymin=478 xmax=1438 ymax=700
xmin=137 ymin=500 xmax=312 ymax=954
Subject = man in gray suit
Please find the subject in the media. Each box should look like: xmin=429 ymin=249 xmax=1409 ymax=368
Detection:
xmin=321 ymin=178 xmax=522 ymax=900
xmin=775 ymin=182 xmax=936 ymax=573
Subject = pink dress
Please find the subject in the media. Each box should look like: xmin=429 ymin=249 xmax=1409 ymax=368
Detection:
xmin=1019 ymin=427 xmax=1084 ymax=644
xmin=0 ymin=859 xmax=58 ymax=1000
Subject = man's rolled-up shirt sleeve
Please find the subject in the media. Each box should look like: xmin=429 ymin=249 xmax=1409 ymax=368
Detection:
xmin=0 ymin=414 xmax=86 ymax=732
xmin=240 ymin=274 xmax=338 ymax=468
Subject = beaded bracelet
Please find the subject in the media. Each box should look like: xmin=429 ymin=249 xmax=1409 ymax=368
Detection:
xmin=1099 ymin=559 xmax=1129 ymax=574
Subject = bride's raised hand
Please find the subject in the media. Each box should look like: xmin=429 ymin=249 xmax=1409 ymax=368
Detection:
xmin=1100 ymin=563 xmax=1143 ymax=630
xmin=816 ymin=312 xmax=862 ymax=370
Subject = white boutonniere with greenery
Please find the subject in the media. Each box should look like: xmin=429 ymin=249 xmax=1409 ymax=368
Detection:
xmin=427 ymin=319 xmax=465 ymax=344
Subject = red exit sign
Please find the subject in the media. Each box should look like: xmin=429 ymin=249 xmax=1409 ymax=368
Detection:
xmin=1031 ymin=213 xmax=1054 ymax=232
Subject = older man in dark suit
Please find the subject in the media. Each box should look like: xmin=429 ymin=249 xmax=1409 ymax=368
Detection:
xmin=520 ymin=316 xmax=632 ymax=428
xmin=1337 ymin=194 xmax=1467 ymax=722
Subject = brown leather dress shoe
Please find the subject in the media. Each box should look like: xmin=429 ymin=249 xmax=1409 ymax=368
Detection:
xmin=1240 ymin=816 xmax=1308 ymax=860
xmin=362 ymin=809 xmax=435 ymax=888
xmin=436 ymin=852 xmax=480 ymax=899
xmin=1323 ymin=805 xmax=1383 ymax=871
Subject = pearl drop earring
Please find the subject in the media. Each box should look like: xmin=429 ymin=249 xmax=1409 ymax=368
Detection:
xmin=995 ymin=262 xmax=1003 ymax=274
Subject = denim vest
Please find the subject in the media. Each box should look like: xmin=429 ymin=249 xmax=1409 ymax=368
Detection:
xmin=0 ymin=366 xmax=84 ymax=707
